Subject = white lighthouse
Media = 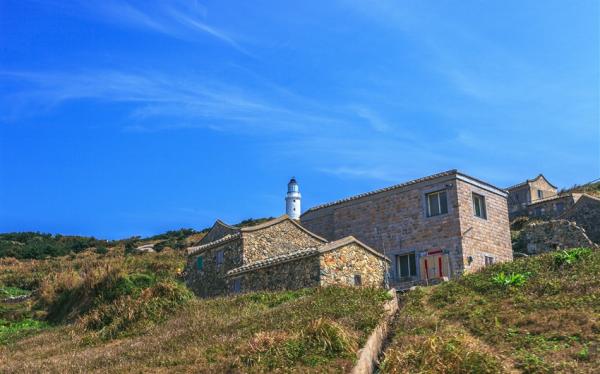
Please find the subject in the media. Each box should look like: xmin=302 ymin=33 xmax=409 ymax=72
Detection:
xmin=285 ymin=177 xmax=301 ymax=219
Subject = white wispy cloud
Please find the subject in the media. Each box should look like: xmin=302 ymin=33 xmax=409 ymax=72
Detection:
xmin=0 ymin=69 xmax=346 ymax=134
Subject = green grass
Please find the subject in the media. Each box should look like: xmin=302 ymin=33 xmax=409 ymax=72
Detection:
xmin=0 ymin=286 xmax=31 ymax=298
xmin=381 ymin=247 xmax=599 ymax=374
xmin=0 ymin=318 xmax=50 ymax=345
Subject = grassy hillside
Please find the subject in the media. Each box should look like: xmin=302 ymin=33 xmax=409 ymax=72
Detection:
xmin=381 ymin=247 xmax=599 ymax=373
xmin=565 ymin=180 xmax=600 ymax=198
xmin=0 ymin=247 xmax=389 ymax=373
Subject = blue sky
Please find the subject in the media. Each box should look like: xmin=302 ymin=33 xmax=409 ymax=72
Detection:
xmin=1 ymin=0 xmax=598 ymax=238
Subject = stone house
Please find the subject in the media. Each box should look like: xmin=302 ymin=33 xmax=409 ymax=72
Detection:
xmin=526 ymin=193 xmax=583 ymax=219
xmin=507 ymin=174 xmax=558 ymax=218
xmin=301 ymin=170 xmax=513 ymax=289
xmin=185 ymin=215 xmax=390 ymax=297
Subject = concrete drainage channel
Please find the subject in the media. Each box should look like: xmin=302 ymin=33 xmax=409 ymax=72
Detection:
xmin=350 ymin=288 xmax=399 ymax=374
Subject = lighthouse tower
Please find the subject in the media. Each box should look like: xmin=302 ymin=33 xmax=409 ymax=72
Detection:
xmin=285 ymin=177 xmax=301 ymax=219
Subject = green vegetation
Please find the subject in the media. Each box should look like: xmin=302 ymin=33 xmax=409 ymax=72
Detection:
xmin=0 ymin=245 xmax=389 ymax=372
xmin=0 ymin=318 xmax=50 ymax=345
xmin=381 ymin=247 xmax=599 ymax=373
xmin=491 ymin=271 xmax=529 ymax=288
xmin=0 ymin=232 xmax=113 ymax=259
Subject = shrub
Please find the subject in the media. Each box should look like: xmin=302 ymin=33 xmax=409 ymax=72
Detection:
xmin=491 ymin=272 xmax=529 ymax=287
xmin=553 ymin=248 xmax=591 ymax=268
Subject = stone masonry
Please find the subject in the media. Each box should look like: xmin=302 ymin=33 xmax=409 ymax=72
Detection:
xmin=185 ymin=216 xmax=390 ymax=297
xmin=521 ymin=220 xmax=596 ymax=255
xmin=561 ymin=194 xmax=600 ymax=244
xmin=301 ymin=170 xmax=513 ymax=288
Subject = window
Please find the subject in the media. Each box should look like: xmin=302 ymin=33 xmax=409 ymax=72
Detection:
xmin=396 ymin=253 xmax=417 ymax=279
xmin=196 ymin=256 xmax=203 ymax=271
xmin=537 ymin=190 xmax=543 ymax=199
xmin=555 ymin=202 xmax=565 ymax=213
xmin=215 ymin=250 xmax=224 ymax=269
xmin=472 ymin=193 xmax=487 ymax=219
xmin=232 ymin=278 xmax=241 ymax=293
xmin=484 ymin=256 xmax=494 ymax=266
xmin=534 ymin=207 xmax=543 ymax=217
xmin=426 ymin=190 xmax=448 ymax=217
xmin=354 ymin=274 xmax=362 ymax=286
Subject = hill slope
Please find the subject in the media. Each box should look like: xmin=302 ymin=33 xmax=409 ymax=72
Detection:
xmin=381 ymin=247 xmax=599 ymax=373
xmin=0 ymin=248 xmax=389 ymax=373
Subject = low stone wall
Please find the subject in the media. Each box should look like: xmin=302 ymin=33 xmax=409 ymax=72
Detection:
xmin=522 ymin=220 xmax=595 ymax=255
xmin=319 ymin=243 xmax=388 ymax=288
xmin=229 ymin=255 xmax=320 ymax=293
xmin=562 ymin=195 xmax=600 ymax=244
xmin=351 ymin=289 xmax=398 ymax=374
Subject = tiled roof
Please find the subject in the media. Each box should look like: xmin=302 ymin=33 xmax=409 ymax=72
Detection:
xmin=187 ymin=215 xmax=327 ymax=257
xmin=303 ymin=169 xmax=505 ymax=214
xmin=506 ymin=174 xmax=557 ymax=191
xmin=187 ymin=233 xmax=241 ymax=256
xmin=226 ymin=236 xmax=391 ymax=276
xmin=226 ymin=248 xmax=319 ymax=276
xmin=527 ymin=193 xmax=582 ymax=207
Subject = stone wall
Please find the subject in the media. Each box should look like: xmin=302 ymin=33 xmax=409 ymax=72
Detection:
xmin=456 ymin=179 xmax=513 ymax=273
xmin=185 ymin=239 xmax=243 ymax=297
xmin=229 ymin=255 xmax=321 ymax=293
xmin=562 ymin=195 xmax=600 ymax=244
xmin=319 ymin=242 xmax=388 ymax=287
xmin=200 ymin=221 xmax=238 ymax=245
xmin=529 ymin=177 xmax=558 ymax=203
xmin=241 ymin=219 xmax=325 ymax=263
xmin=521 ymin=220 xmax=595 ymax=255
xmin=526 ymin=194 xmax=578 ymax=219
xmin=302 ymin=176 xmax=463 ymax=268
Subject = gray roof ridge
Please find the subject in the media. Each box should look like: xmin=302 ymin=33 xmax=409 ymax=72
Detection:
xmin=302 ymin=169 xmax=505 ymax=214
xmin=187 ymin=232 xmax=241 ymax=256
xmin=239 ymin=214 xmax=328 ymax=242
xmin=318 ymin=236 xmax=391 ymax=262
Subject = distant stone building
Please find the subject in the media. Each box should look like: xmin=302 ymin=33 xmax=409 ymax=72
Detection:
xmin=526 ymin=193 xmax=583 ymax=219
xmin=506 ymin=174 xmax=558 ymax=218
xmin=301 ymin=170 xmax=513 ymax=289
xmin=185 ymin=215 xmax=389 ymax=297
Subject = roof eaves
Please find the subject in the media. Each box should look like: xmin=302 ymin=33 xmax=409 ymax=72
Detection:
xmin=187 ymin=233 xmax=241 ymax=256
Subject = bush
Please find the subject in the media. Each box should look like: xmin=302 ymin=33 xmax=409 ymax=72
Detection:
xmin=553 ymin=248 xmax=591 ymax=268
xmin=491 ymin=272 xmax=529 ymax=287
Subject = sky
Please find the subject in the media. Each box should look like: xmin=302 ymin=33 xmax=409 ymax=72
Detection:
xmin=0 ymin=0 xmax=598 ymax=239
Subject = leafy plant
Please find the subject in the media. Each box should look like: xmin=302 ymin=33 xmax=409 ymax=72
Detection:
xmin=491 ymin=271 xmax=529 ymax=287
xmin=553 ymin=247 xmax=591 ymax=268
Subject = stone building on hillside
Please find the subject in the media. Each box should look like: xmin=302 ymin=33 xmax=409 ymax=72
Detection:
xmin=301 ymin=170 xmax=513 ymax=289
xmin=526 ymin=193 xmax=583 ymax=219
xmin=507 ymin=174 xmax=558 ymax=218
xmin=185 ymin=215 xmax=390 ymax=297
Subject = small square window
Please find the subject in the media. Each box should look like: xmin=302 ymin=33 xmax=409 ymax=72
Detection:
xmin=484 ymin=256 xmax=494 ymax=266
xmin=426 ymin=190 xmax=448 ymax=217
xmin=354 ymin=274 xmax=362 ymax=286
xmin=472 ymin=193 xmax=487 ymax=219
xmin=215 ymin=250 xmax=224 ymax=269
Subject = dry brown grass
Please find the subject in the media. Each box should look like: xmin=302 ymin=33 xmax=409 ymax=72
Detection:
xmin=1 ymin=248 xmax=389 ymax=373
xmin=381 ymin=248 xmax=600 ymax=374
xmin=1 ymin=287 xmax=388 ymax=373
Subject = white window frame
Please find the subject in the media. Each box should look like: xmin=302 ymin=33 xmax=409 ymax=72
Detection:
xmin=484 ymin=255 xmax=494 ymax=266
xmin=426 ymin=190 xmax=448 ymax=217
xmin=472 ymin=193 xmax=487 ymax=219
